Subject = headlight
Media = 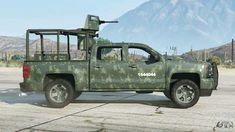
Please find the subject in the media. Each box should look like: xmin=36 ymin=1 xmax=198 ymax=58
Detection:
xmin=207 ymin=64 xmax=213 ymax=78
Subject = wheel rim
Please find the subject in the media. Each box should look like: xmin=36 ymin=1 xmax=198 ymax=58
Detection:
xmin=176 ymin=84 xmax=195 ymax=104
xmin=49 ymin=84 xmax=68 ymax=103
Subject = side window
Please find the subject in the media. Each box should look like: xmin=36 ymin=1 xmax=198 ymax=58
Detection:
xmin=128 ymin=48 xmax=150 ymax=62
xmin=128 ymin=47 xmax=158 ymax=63
xmin=70 ymin=35 xmax=86 ymax=60
xmin=97 ymin=47 xmax=122 ymax=61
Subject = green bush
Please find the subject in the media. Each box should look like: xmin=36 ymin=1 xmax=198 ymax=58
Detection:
xmin=95 ymin=37 xmax=111 ymax=44
xmin=0 ymin=61 xmax=22 ymax=67
xmin=207 ymin=56 xmax=221 ymax=65
xmin=0 ymin=61 xmax=6 ymax=67
xmin=11 ymin=55 xmax=25 ymax=62
xmin=7 ymin=60 xmax=23 ymax=67
xmin=222 ymin=63 xmax=235 ymax=69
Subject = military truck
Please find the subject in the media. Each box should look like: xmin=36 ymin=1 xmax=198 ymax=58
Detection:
xmin=20 ymin=15 xmax=218 ymax=108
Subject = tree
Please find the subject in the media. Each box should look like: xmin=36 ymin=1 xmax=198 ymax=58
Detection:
xmin=95 ymin=38 xmax=112 ymax=54
xmin=11 ymin=55 xmax=25 ymax=62
xmin=207 ymin=56 xmax=221 ymax=65
xmin=95 ymin=38 xmax=111 ymax=45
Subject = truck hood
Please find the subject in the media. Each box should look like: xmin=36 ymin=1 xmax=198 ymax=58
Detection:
xmin=166 ymin=60 xmax=208 ymax=74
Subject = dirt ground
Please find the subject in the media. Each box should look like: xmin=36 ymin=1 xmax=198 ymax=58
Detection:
xmin=0 ymin=67 xmax=234 ymax=132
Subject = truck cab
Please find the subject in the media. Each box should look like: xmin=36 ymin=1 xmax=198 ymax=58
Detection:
xmin=20 ymin=15 xmax=218 ymax=108
xmin=90 ymin=43 xmax=165 ymax=90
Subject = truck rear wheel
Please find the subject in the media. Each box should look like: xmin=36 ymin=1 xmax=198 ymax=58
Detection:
xmin=171 ymin=79 xmax=200 ymax=108
xmin=45 ymin=79 xmax=74 ymax=108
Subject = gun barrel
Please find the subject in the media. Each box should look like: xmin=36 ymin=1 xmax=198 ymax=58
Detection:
xmin=99 ymin=20 xmax=118 ymax=24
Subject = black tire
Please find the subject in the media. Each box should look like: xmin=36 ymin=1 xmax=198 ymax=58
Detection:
xmin=73 ymin=92 xmax=82 ymax=100
xmin=45 ymin=79 xmax=74 ymax=108
xmin=163 ymin=91 xmax=172 ymax=100
xmin=171 ymin=79 xmax=200 ymax=108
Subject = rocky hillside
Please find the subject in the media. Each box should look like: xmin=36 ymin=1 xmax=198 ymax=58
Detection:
xmin=182 ymin=42 xmax=234 ymax=61
xmin=0 ymin=35 xmax=234 ymax=62
xmin=0 ymin=36 xmax=76 ymax=54
xmin=0 ymin=36 xmax=25 ymax=52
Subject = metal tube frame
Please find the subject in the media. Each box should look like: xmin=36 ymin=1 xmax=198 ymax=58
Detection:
xmin=232 ymin=39 xmax=234 ymax=63
xmin=57 ymin=32 xmax=60 ymax=60
xmin=25 ymin=28 xmax=96 ymax=61
xmin=40 ymin=34 xmax=44 ymax=60
xmin=67 ymin=35 xmax=70 ymax=60
xmin=26 ymin=30 xmax=30 ymax=60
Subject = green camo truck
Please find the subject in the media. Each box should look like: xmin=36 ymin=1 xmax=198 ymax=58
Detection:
xmin=20 ymin=15 xmax=218 ymax=108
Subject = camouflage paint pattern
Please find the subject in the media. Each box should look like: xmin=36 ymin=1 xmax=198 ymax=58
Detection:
xmin=21 ymin=43 xmax=215 ymax=92
xmin=20 ymin=15 xmax=216 ymax=93
xmin=166 ymin=60 xmax=215 ymax=90
xmin=23 ymin=61 xmax=89 ymax=91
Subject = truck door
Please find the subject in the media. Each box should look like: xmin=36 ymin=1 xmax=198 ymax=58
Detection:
xmin=126 ymin=46 xmax=165 ymax=89
xmin=90 ymin=46 xmax=129 ymax=90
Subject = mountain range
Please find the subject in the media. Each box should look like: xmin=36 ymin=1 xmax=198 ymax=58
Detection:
xmin=0 ymin=36 xmax=76 ymax=54
xmin=100 ymin=0 xmax=235 ymax=53
xmin=0 ymin=35 xmax=233 ymax=62
xmin=182 ymin=42 xmax=234 ymax=62
xmin=1 ymin=0 xmax=235 ymax=58
xmin=0 ymin=36 xmax=25 ymax=52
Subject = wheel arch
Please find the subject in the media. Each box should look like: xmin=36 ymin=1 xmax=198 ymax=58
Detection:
xmin=169 ymin=73 xmax=200 ymax=90
xmin=43 ymin=73 xmax=75 ymax=91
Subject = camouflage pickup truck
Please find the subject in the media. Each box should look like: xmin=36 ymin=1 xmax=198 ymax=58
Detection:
xmin=20 ymin=15 xmax=218 ymax=108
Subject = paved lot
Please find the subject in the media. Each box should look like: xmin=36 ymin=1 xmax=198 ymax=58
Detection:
xmin=0 ymin=67 xmax=234 ymax=132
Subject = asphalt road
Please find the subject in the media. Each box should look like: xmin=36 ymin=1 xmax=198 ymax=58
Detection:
xmin=0 ymin=68 xmax=234 ymax=132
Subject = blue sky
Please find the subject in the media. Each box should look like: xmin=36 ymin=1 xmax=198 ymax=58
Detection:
xmin=0 ymin=0 xmax=148 ymax=36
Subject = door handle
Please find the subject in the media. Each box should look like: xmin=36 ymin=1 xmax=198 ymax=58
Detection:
xmin=94 ymin=65 xmax=102 ymax=68
xmin=129 ymin=65 xmax=137 ymax=68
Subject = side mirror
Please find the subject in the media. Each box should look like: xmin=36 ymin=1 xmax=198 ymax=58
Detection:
xmin=148 ymin=55 xmax=159 ymax=62
xmin=148 ymin=55 xmax=151 ymax=60
xmin=155 ymin=55 xmax=160 ymax=61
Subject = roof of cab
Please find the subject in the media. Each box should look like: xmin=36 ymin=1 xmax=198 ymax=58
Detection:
xmin=95 ymin=42 xmax=150 ymax=47
xmin=27 ymin=28 xmax=97 ymax=36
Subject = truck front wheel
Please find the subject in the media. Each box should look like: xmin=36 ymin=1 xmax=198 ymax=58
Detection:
xmin=45 ymin=79 xmax=74 ymax=108
xmin=171 ymin=79 xmax=200 ymax=108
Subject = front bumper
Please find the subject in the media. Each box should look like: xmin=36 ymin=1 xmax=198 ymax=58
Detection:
xmin=212 ymin=64 xmax=219 ymax=90
xmin=200 ymin=89 xmax=213 ymax=96
xmin=200 ymin=64 xmax=218 ymax=96
xmin=200 ymin=78 xmax=217 ymax=96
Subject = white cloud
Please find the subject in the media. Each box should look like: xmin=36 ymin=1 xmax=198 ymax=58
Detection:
xmin=171 ymin=0 xmax=178 ymax=6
